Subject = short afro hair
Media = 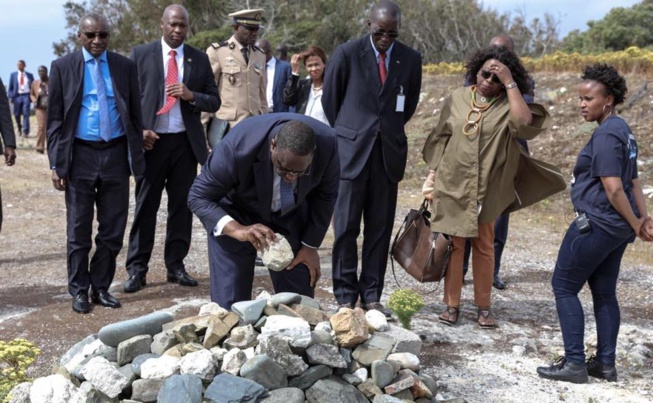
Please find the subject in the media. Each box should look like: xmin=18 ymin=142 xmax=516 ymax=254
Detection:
xmin=581 ymin=63 xmax=628 ymax=106
xmin=464 ymin=46 xmax=531 ymax=96
xmin=275 ymin=121 xmax=316 ymax=156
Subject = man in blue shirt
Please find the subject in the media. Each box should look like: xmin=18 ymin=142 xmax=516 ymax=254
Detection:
xmin=47 ymin=13 xmax=145 ymax=314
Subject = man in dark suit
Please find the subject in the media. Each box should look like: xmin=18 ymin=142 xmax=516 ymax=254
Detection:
xmin=0 ymin=78 xmax=17 ymax=233
xmin=188 ymin=114 xmax=339 ymax=309
xmin=322 ymin=0 xmax=422 ymax=317
xmin=47 ymin=13 xmax=145 ymax=313
xmin=256 ymin=39 xmax=292 ymax=113
xmin=123 ymin=4 xmax=220 ymax=293
xmin=7 ymin=60 xmax=34 ymax=137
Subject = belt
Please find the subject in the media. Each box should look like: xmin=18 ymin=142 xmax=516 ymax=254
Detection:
xmin=74 ymin=136 xmax=126 ymax=150
xmin=157 ymin=131 xmax=186 ymax=136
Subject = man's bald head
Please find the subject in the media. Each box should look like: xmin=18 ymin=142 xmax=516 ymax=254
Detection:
xmin=489 ymin=34 xmax=515 ymax=52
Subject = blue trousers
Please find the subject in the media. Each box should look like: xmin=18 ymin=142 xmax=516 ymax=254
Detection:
xmin=552 ymin=222 xmax=629 ymax=366
xmin=13 ymin=94 xmax=30 ymax=134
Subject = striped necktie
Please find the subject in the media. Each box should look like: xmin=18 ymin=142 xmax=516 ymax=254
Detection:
xmin=93 ymin=58 xmax=111 ymax=142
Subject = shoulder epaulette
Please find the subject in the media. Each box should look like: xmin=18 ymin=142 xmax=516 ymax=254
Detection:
xmin=210 ymin=41 xmax=227 ymax=49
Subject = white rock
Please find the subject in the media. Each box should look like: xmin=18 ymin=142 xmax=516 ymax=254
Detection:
xmin=140 ymin=355 xmax=180 ymax=379
xmin=62 ymin=338 xmax=106 ymax=374
xmin=365 ymin=309 xmax=389 ymax=331
xmin=386 ymin=352 xmax=420 ymax=371
xmin=255 ymin=290 xmax=273 ymax=301
xmin=210 ymin=347 xmax=228 ymax=362
xmin=260 ymin=234 xmax=294 ymax=271
xmin=199 ymin=302 xmax=228 ymax=316
xmin=79 ymin=356 xmax=129 ymax=398
xmin=30 ymin=375 xmax=84 ymax=403
xmin=243 ymin=347 xmax=256 ymax=360
xmin=260 ymin=315 xmax=312 ymax=348
xmin=180 ymin=349 xmax=217 ymax=381
xmin=7 ymin=382 xmax=31 ymax=403
xmin=314 ymin=321 xmax=332 ymax=333
xmin=512 ymin=346 xmax=527 ymax=357
xmin=353 ymin=367 xmax=368 ymax=382
xmin=221 ymin=348 xmax=247 ymax=375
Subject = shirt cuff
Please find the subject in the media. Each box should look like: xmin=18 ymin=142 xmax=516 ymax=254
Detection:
xmin=213 ymin=215 xmax=235 ymax=236
xmin=301 ymin=241 xmax=317 ymax=249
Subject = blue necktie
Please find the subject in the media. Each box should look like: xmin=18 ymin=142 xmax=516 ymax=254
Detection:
xmin=280 ymin=179 xmax=295 ymax=213
xmin=93 ymin=58 xmax=111 ymax=142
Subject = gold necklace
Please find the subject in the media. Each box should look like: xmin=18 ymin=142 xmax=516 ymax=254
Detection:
xmin=463 ymin=86 xmax=502 ymax=136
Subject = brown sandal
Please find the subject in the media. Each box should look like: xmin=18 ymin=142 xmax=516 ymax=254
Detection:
xmin=439 ymin=306 xmax=459 ymax=326
xmin=477 ymin=309 xmax=498 ymax=329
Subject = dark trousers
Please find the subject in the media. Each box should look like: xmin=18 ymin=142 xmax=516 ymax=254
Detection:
xmin=552 ymin=223 xmax=629 ymax=366
xmin=126 ymin=133 xmax=198 ymax=276
xmin=208 ymin=212 xmax=314 ymax=310
xmin=13 ymin=94 xmax=30 ymax=134
xmin=332 ymin=140 xmax=398 ymax=305
xmin=66 ymin=140 xmax=130 ymax=297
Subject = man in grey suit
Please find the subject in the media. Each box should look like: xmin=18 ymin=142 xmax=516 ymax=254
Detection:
xmin=123 ymin=4 xmax=220 ymax=293
xmin=322 ymin=0 xmax=422 ymax=317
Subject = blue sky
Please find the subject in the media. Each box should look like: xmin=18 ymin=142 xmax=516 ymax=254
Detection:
xmin=0 ymin=0 xmax=643 ymax=84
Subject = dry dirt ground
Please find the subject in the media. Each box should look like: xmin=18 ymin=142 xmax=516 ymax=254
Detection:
xmin=1 ymin=73 xmax=652 ymax=402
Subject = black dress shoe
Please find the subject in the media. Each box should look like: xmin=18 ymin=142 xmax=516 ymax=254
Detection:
xmin=537 ymin=357 xmax=588 ymax=384
xmin=72 ymin=291 xmax=91 ymax=314
xmin=123 ymin=274 xmax=147 ymax=293
xmin=255 ymin=257 xmax=265 ymax=267
xmin=91 ymin=290 xmax=122 ymax=308
xmin=337 ymin=302 xmax=355 ymax=310
xmin=493 ymin=274 xmax=506 ymax=290
xmin=586 ymin=355 xmax=618 ymax=382
xmin=363 ymin=302 xmax=393 ymax=318
xmin=167 ymin=270 xmax=198 ymax=287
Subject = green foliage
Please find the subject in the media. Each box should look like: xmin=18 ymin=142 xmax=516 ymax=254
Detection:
xmin=0 ymin=339 xmax=41 ymax=402
xmin=387 ymin=289 xmax=424 ymax=330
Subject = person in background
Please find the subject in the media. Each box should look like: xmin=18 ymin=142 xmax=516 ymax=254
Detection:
xmin=47 ymin=13 xmax=145 ymax=314
xmin=188 ymin=114 xmax=339 ymax=309
xmin=421 ymin=46 xmax=564 ymax=328
xmin=323 ymin=0 xmax=422 ymax=317
xmin=275 ymin=44 xmax=288 ymax=62
xmin=283 ymin=46 xmax=329 ymax=125
xmin=123 ymin=4 xmax=219 ymax=294
xmin=7 ymin=60 xmax=33 ymax=137
xmin=462 ymin=33 xmax=536 ymax=290
xmin=537 ymin=64 xmax=653 ymax=384
xmin=206 ymin=9 xmax=267 ymax=129
xmin=30 ymin=66 xmax=49 ymax=154
xmin=256 ymin=39 xmax=292 ymax=113
xmin=0 ymin=78 xmax=17 ymax=234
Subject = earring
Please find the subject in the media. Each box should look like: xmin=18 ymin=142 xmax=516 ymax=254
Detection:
xmin=602 ymin=104 xmax=612 ymax=116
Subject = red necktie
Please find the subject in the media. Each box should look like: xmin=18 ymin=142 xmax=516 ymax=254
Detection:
xmin=19 ymin=73 xmax=24 ymax=86
xmin=378 ymin=52 xmax=387 ymax=85
xmin=157 ymin=50 xmax=178 ymax=115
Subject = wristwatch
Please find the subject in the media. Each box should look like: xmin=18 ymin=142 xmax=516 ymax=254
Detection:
xmin=505 ymin=82 xmax=518 ymax=90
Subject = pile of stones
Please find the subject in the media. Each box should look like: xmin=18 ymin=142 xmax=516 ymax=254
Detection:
xmin=8 ymin=292 xmax=442 ymax=403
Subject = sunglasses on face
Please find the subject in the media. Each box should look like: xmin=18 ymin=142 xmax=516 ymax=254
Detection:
xmin=371 ymin=29 xmax=399 ymax=39
xmin=82 ymin=31 xmax=109 ymax=39
xmin=479 ymin=70 xmax=501 ymax=84
xmin=276 ymin=164 xmax=311 ymax=177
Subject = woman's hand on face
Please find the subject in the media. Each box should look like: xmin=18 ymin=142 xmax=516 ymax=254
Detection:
xmin=290 ymin=53 xmax=302 ymax=74
xmin=488 ymin=61 xmax=514 ymax=86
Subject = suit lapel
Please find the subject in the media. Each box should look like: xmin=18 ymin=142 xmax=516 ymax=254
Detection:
xmin=361 ymin=37 xmax=382 ymax=91
xmin=182 ymin=45 xmax=192 ymax=85
xmin=71 ymin=51 xmax=85 ymax=109
xmin=382 ymin=42 xmax=403 ymax=95
xmin=254 ymin=139 xmax=273 ymax=221
xmin=152 ymin=42 xmax=165 ymax=104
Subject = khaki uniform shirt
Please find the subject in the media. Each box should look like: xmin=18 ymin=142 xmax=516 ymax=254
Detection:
xmin=207 ymin=35 xmax=267 ymax=127
xmin=422 ymin=87 xmax=566 ymax=237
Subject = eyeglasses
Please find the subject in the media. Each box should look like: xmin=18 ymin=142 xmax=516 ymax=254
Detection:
xmin=276 ymin=164 xmax=311 ymax=177
xmin=82 ymin=31 xmax=109 ymax=40
xmin=479 ymin=70 xmax=501 ymax=84
xmin=371 ymin=29 xmax=399 ymax=39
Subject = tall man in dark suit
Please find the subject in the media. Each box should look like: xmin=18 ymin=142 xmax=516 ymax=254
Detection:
xmin=47 ymin=13 xmax=145 ymax=313
xmin=123 ymin=4 xmax=220 ymax=293
xmin=188 ymin=114 xmax=339 ymax=309
xmin=256 ymin=39 xmax=292 ymax=113
xmin=322 ymin=0 xmax=422 ymax=317
xmin=7 ymin=60 xmax=34 ymax=137
xmin=0 ymin=78 xmax=17 ymax=234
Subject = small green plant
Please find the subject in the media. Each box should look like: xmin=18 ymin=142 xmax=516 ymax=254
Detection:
xmin=387 ymin=289 xmax=424 ymax=330
xmin=0 ymin=339 xmax=41 ymax=402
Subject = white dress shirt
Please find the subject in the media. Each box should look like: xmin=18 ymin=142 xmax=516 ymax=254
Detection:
xmin=266 ymin=57 xmax=276 ymax=110
xmin=154 ymin=38 xmax=186 ymax=134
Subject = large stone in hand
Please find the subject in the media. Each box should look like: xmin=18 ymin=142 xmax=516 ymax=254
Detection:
xmin=260 ymin=234 xmax=293 ymax=271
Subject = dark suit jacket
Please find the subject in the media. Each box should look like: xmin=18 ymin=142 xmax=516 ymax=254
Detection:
xmin=7 ymin=71 xmax=34 ymax=101
xmin=46 ymin=51 xmax=145 ymax=179
xmin=130 ymin=41 xmax=220 ymax=165
xmin=188 ymin=113 xmax=339 ymax=249
xmin=283 ymin=75 xmax=312 ymax=114
xmin=271 ymin=58 xmax=292 ymax=113
xmin=0 ymin=79 xmax=16 ymax=152
xmin=322 ymin=36 xmax=422 ymax=183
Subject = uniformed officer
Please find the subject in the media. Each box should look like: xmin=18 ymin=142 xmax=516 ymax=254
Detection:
xmin=206 ymin=8 xmax=268 ymax=128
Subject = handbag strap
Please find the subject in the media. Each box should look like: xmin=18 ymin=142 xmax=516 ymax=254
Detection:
xmin=390 ymin=205 xmax=412 ymax=288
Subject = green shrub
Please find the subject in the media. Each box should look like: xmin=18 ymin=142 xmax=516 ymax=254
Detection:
xmin=0 ymin=339 xmax=40 ymax=402
xmin=387 ymin=289 xmax=424 ymax=330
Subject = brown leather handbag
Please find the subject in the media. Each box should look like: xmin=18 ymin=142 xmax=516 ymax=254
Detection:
xmin=390 ymin=199 xmax=452 ymax=283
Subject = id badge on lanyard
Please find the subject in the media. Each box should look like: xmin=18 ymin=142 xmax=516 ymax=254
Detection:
xmin=396 ymin=85 xmax=405 ymax=112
